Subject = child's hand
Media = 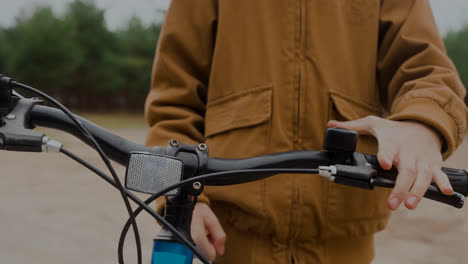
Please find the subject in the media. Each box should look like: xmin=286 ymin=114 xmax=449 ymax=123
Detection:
xmin=328 ymin=116 xmax=453 ymax=210
xmin=191 ymin=202 xmax=226 ymax=261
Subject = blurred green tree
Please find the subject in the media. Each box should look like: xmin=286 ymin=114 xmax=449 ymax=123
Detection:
xmin=64 ymin=0 xmax=125 ymax=110
xmin=0 ymin=0 xmax=163 ymax=111
xmin=0 ymin=28 xmax=8 ymax=73
xmin=5 ymin=7 xmax=81 ymax=99
xmin=117 ymin=15 xmax=161 ymax=110
xmin=445 ymin=24 xmax=468 ymax=91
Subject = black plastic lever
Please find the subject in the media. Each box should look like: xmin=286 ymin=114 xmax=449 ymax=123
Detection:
xmin=333 ymin=163 xmax=465 ymax=209
xmin=424 ymin=185 xmax=464 ymax=209
xmin=363 ymin=153 xmax=468 ymax=199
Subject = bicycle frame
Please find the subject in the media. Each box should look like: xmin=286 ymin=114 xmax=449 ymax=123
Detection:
xmin=151 ymin=241 xmax=193 ymax=264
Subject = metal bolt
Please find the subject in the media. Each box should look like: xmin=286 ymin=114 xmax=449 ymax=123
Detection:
xmin=198 ymin=143 xmax=207 ymax=151
xmin=6 ymin=114 xmax=15 ymax=120
xmin=169 ymin=139 xmax=179 ymax=147
xmin=193 ymin=182 xmax=202 ymax=190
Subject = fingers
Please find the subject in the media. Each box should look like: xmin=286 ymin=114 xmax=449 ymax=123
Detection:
xmin=203 ymin=206 xmax=226 ymax=256
xmin=433 ymin=169 xmax=454 ymax=195
xmin=190 ymin=203 xmax=226 ymax=261
xmin=388 ymin=156 xmax=416 ymax=210
xmin=406 ymin=163 xmax=453 ymax=209
xmin=328 ymin=116 xmax=381 ymax=136
xmin=405 ymin=162 xmax=432 ymax=210
xmin=389 ymin=158 xmax=450 ymax=210
xmin=191 ymin=208 xmax=216 ymax=261
xmin=329 ymin=116 xmax=395 ymax=170
xmin=333 ymin=118 xmax=449 ymax=212
xmin=377 ymin=142 xmax=397 ymax=170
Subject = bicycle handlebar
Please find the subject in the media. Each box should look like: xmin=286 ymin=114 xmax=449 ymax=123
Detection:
xmin=18 ymin=103 xmax=467 ymax=208
xmin=363 ymin=153 xmax=468 ymax=197
xmin=29 ymin=104 xmax=162 ymax=165
xmin=29 ymin=104 xmax=330 ymax=183
xmin=2 ymin=95 xmax=468 ymax=264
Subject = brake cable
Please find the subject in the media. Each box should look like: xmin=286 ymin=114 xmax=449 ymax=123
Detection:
xmin=1 ymin=77 xmax=143 ymax=264
xmin=117 ymin=168 xmax=320 ymax=264
xmin=60 ymin=147 xmax=211 ymax=264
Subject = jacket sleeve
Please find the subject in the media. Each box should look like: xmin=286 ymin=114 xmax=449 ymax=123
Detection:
xmin=377 ymin=0 xmax=468 ymax=159
xmin=144 ymin=0 xmax=218 ymax=213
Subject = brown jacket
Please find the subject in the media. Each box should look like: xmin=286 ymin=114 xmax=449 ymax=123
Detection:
xmin=145 ymin=0 xmax=467 ymax=241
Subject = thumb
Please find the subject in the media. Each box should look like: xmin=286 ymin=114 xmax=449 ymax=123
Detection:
xmin=328 ymin=116 xmax=378 ymax=135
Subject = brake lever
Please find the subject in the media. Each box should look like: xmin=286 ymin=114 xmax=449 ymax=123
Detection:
xmin=320 ymin=163 xmax=465 ymax=209
xmin=373 ymin=175 xmax=465 ymax=209
xmin=0 ymin=98 xmax=45 ymax=152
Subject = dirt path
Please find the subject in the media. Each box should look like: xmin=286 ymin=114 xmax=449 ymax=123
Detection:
xmin=1 ymin=127 xmax=467 ymax=263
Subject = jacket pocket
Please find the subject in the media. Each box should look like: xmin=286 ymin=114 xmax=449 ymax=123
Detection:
xmin=327 ymin=92 xmax=391 ymax=236
xmin=329 ymin=91 xmax=381 ymax=120
xmin=346 ymin=0 xmax=379 ymax=25
xmin=203 ymin=84 xmax=272 ymax=221
xmin=205 ymin=84 xmax=272 ymax=138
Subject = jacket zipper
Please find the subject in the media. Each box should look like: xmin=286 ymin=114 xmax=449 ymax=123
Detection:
xmin=291 ymin=0 xmax=303 ymax=247
xmin=296 ymin=0 xmax=303 ymax=144
xmin=297 ymin=70 xmax=302 ymax=142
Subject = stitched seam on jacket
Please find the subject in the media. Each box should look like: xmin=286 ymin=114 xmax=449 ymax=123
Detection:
xmin=205 ymin=99 xmax=271 ymax=137
xmin=328 ymin=90 xmax=380 ymax=113
xmin=328 ymin=214 xmax=390 ymax=224
xmin=207 ymin=84 xmax=272 ymax=107
xmin=392 ymin=96 xmax=461 ymax=146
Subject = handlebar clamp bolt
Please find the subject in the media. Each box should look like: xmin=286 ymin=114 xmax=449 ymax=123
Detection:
xmin=169 ymin=139 xmax=179 ymax=147
xmin=193 ymin=182 xmax=202 ymax=190
xmin=6 ymin=114 xmax=15 ymax=120
xmin=198 ymin=143 xmax=207 ymax=151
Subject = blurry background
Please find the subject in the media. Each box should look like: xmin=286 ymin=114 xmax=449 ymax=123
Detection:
xmin=0 ymin=0 xmax=467 ymax=112
xmin=0 ymin=0 xmax=467 ymax=263
xmin=0 ymin=0 xmax=169 ymax=112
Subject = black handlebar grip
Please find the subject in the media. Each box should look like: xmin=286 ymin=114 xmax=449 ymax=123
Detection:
xmin=441 ymin=167 xmax=468 ymax=197
xmin=424 ymin=185 xmax=464 ymax=209
xmin=363 ymin=153 xmax=468 ymax=198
